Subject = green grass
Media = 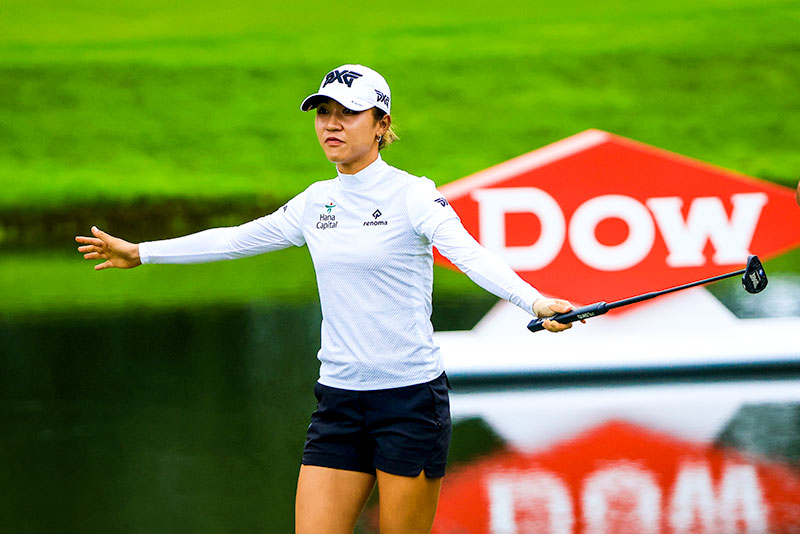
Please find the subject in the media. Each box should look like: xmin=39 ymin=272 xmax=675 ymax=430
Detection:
xmin=1 ymin=0 xmax=799 ymax=314
xmin=0 ymin=247 xmax=315 ymax=318
xmin=0 ymin=248 xmax=487 ymax=317
xmin=1 ymin=0 xmax=799 ymax=208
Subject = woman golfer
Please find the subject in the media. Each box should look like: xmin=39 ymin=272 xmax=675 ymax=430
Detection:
xmin=76 ymin=64 xmax=575 ymax=533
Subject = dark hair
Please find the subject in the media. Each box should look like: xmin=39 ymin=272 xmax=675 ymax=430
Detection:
xmin=372 ymin=108 xmax=398 ymax=150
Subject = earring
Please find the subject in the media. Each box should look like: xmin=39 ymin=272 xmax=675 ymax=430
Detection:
xmin=377 ymin=135 xmax=383 ymax=143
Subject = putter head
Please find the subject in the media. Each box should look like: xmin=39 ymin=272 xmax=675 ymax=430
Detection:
xmin=742 ymin=255 xmax=768 ymax=294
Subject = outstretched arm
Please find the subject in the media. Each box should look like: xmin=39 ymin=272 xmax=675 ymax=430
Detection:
xmin=406 ymin=180 xmax=576 ymax=333
xmin=75 ymin=189 xmax=308 ymax=270
xmin=432 ymin=219 xmax=575 ymax=333
xmin=75 ymin=226 xmax=141 ymax=271
xmin=76 ymin=218 xmax=299 ymax=268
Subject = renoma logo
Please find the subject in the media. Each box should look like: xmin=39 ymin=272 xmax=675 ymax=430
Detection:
xmin=364 ymin=208 xmax=387 ymax=227
xmin=322 ymin=70 xmax=362 ymax=88
xmin=435 ymin=129 xmax=800 ymax=304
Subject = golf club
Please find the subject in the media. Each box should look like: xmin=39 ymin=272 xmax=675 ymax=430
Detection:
xmin=527 ymin=255 xmax=768 ymax=333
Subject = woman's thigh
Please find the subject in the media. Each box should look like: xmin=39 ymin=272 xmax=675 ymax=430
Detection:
xmin=376 ymin=469 xmax=443 ymax=534
xmin=295 ymin=465 xmax=376 ymax=534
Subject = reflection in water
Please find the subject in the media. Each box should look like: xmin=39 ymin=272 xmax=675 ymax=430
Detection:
xmin=1 ymin=303 xmax=323 ymax=533
xmin=0 ymin=295 xmax=497 ymax=533
xmin=716 ymin=403 xmax=800 ymax=465
xmin=435 ymin=420 xmax=800 ymax=534
xmin=2 ymin=294 xmax=799 ymax=533
xmin=438 ymin=381 xmax=800 ymax=534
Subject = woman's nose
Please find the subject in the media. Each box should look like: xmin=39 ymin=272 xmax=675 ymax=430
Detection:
xmin=326 ymin=113 xmax=343 ymax=129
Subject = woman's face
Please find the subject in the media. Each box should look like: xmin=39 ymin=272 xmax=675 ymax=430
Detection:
xmin=315 ymin=98 xmax=389 ymax=174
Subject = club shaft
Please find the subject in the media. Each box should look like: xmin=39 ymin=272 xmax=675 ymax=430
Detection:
xmin=528 ymin=257 xmax=761 ymax=333
xmin=606 ymin=268 xmax=746 ymax=310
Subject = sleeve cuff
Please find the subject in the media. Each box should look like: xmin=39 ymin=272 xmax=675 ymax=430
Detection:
xmin=138 ymin=242 xmax=151 ymax=265
xmin=521 ymin=287 xmax=543 ymax=316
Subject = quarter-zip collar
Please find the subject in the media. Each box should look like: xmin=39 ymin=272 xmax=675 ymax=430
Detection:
xmin=336 ymin=155 xmax=390 ymax=191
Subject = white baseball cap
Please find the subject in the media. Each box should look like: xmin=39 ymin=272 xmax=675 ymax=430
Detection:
xmin=300 ymin=64 xmax=391 ymax=115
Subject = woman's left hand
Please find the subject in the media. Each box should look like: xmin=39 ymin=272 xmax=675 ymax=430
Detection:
xmin=532 ymin=298 xmax=578 ymax=333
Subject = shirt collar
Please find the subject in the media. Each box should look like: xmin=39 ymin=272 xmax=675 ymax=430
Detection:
xmin=336 ymin=155 xmax=389 ymax=190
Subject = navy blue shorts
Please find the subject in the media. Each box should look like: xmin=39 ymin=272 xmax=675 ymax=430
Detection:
xmin=301 ymin=372 xmax=452 ymax=478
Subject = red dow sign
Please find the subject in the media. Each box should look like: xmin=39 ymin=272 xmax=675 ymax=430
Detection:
xmin=433 ymin=422 xmax=800 ymax=534
xmin=436 ymin=130 xmax=800 ymax=304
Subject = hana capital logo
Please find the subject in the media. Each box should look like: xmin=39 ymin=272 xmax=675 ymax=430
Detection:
xmin=317 ymin=202 xmax=338 ymax=230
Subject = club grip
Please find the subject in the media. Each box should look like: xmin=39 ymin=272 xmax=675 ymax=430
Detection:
xmin=527 ymin=302 xmax=608 ymax=333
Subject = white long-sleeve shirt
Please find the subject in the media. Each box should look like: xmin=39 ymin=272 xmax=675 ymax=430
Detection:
xmin=140 ymin=156 xmax=541 ymax=390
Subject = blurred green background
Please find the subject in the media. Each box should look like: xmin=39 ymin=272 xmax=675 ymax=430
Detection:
xmin=1 ymin=0 xmax=799 ymax=315
xmin=1 ymin=1 xmax=799 ymax=532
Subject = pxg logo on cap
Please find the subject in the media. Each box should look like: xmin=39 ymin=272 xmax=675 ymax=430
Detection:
xmin=301 ymin=64 xmax=391 ymax=115
xmin=322 ymin=69 xmax=362 ymax=88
